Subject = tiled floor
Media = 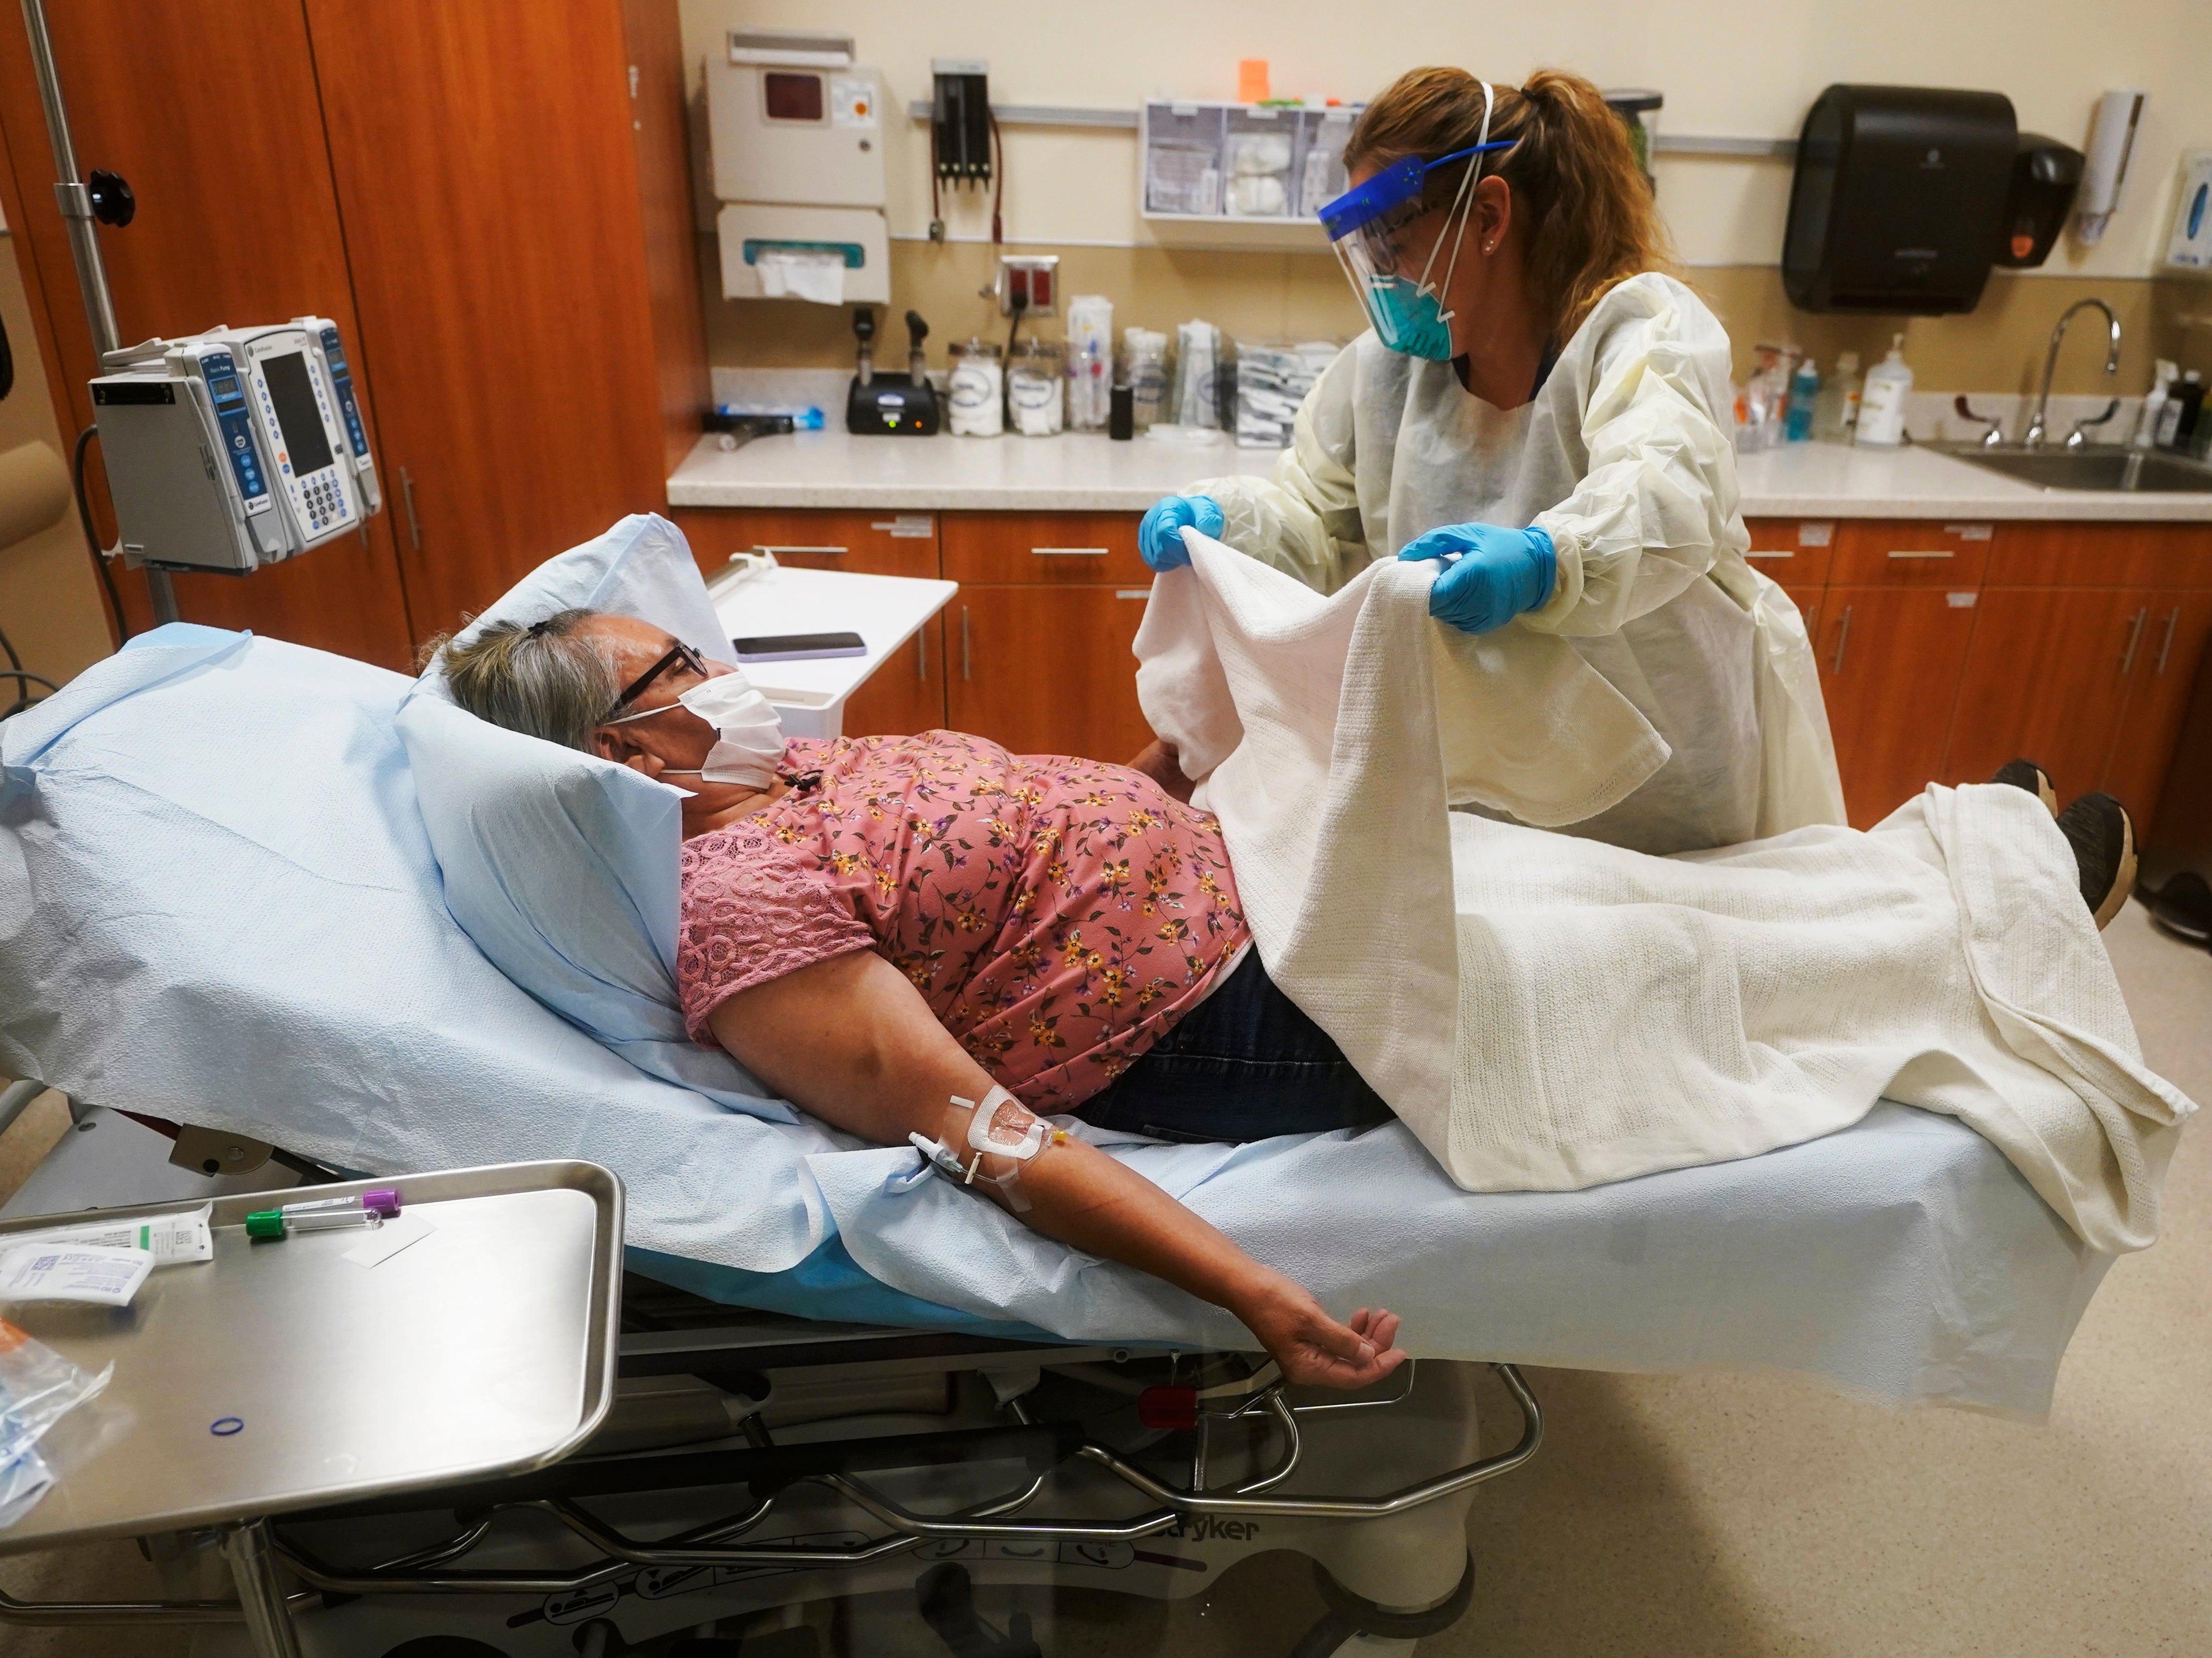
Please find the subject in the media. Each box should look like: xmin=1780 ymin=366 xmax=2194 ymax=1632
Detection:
xmin=1 ymin=905 xmax=2205 ymax=1657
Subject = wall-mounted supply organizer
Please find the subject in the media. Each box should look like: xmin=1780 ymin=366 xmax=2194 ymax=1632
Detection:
xmin=1138 ymin=102 xmax=1362 ymax=224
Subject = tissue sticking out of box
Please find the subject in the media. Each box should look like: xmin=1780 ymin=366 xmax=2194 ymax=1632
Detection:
xmin=756 ymin=248 xmax=848 ymax=304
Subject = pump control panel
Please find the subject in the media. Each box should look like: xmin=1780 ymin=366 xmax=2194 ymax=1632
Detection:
xmin=90 ymin=321 xmax=381 ymax=574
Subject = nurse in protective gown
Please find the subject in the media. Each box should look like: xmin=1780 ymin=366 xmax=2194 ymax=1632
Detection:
xmin=1139 ymin=68 xmax=1842 ymax=853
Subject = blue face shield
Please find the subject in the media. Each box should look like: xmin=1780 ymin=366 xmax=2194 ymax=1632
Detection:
xmin=1318 ymin=82 xmax=1510 ymax=361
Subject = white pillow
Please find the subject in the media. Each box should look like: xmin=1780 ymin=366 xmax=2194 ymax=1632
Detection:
xmin=412 ymin=512 xmax=728 ymax=705
xmin=396 ymin=514 xmax=795 ymax=1121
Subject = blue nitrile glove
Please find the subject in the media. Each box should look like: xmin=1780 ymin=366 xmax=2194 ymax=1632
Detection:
xmin=1398 ymin=523 xmax=1556 ymax=634
xmin=1138 ymin=494 xmax=1225 ymax=571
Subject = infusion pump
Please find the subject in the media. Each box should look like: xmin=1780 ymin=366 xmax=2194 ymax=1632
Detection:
xmin=89 ymin=318 xmax=381 ymax=574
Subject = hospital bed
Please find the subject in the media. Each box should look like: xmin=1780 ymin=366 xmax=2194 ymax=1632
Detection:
xmin=0 ymin=517 xmax=2115 ymax=1655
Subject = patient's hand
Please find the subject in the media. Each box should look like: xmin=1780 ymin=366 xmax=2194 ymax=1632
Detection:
xmin=1128 ymin=739 xmax=1196 ymax=804
xmin=1236 ymin=1276 xmax=1406 ymax=1391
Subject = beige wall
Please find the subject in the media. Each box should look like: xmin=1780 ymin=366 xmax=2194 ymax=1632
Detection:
xmin=0 ymin=231 xmax=111 ymax=695
xmin=684 ymin=0 xmax=2212 ymax=392
xmin=704 ymin=242 xmax=2188 ymax=397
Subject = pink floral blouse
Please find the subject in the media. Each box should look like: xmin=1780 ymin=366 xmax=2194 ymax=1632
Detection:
xmin=677 ymin=733 xmax=1249 ymax=1110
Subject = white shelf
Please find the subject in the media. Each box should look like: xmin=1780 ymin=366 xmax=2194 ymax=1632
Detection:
xmin=905 ymin=98 xmax=1797 ymax=159
xmin=706 ymin=561 xmax=957 ymax=738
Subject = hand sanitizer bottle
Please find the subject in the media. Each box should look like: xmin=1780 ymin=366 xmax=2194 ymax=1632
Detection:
xmin=1856 ymin=335 xmax=1913 ymax=447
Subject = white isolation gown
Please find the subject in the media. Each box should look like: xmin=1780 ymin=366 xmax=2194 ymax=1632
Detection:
xmin=1190 ymin=270 xmax=1843 ymax=853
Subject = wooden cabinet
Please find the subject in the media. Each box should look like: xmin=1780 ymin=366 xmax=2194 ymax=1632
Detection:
xmin=1743 ymin=518 xmax=1836 ymax=588
xmin=306 ymin=0 xmax=701 ymax=645
xmin=842 ymin=616 xmax=948 ymax=739
xmin=0 ymin=0 xmax=703 ymax=664
xmin=1753 ymin=518 xmax=2212 ymax=830
xmin=938 ymin=510 xmax=1154 ymax=757
xmin=947 ymin=584 xmax=1156 ymax=761
xmin=670 ymin=507 xmax=939 ymax=580
xmin=1830 ymin=519 xmax=1995 ymax=587
xmin=1985 ymin=521 xmax=2212 ymax=589
xmin=0 ymin=0 xmax=415 ymax=666
xmin=1948 ymin=525 xmax=2212 ymax=825
xmin=1817 ymin=585 xmax=1982 ymax=827
xmin=941 ymin=511 xmax=1151 ymax=586
xmin=2105 ymin=593 xmax=2212 ymax=827
xmin=1776 ymin=585 xmax=1823 ymax=641
xmin=1943 ymin=588 xmax=2151 ymax=798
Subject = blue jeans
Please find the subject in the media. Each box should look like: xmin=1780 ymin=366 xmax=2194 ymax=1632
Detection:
xmin=1073 ymin=951 xmax=1397 ymax=1144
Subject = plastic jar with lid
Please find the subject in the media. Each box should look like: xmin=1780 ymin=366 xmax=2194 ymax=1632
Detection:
xmin=1007 ymin=339 xmax=1066 ymax=436
xmin=947 ymin=340 xmax=1005 ymax=437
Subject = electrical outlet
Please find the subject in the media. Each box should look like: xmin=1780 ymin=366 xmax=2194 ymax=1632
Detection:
xmin=997 ymin=255 xmax=1059 ymax=317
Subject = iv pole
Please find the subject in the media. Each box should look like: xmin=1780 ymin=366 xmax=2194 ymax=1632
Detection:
xmin=19 ymin=0 xmax=180 ymax=626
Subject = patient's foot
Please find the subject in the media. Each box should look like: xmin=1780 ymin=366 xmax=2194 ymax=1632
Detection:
xmin=1991 ymin=758 xmax=2059 ymax=816
xmin=2056 ymin=792 xmax=2136 ymax=930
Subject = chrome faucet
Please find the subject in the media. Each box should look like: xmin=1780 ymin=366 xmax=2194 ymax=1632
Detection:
xmin=2022 ymin=298 xmax=2121 ymax=448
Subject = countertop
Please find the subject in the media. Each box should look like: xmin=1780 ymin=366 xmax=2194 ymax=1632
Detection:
xmin=668 ymin=428 xmax=2212 ymax=523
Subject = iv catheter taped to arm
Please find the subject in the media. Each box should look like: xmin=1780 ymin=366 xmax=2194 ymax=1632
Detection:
xmin=908 ymin=1085 xmax=1070 ymax=1215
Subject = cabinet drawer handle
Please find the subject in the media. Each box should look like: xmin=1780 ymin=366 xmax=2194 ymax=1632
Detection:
xmin=1830 ymin=605 xmax=1852 ymax=675
xmin=1116 ymin=589 xmax=1151 ymax=599
xmin=399 ymin=466 xmax=422 ymax=551
xmin=1746 ymin=549 xmax=1793 ymax=560
xmin=2119 ymin=606 xmax=2149 ymax=677
xmin=1885 ymin=549 xmax=1953 ymax=560
xmin=916 ymin=626 xmax=928 ymax=682
xmin=1030 ymin=547 xmax=1110 ymax=557
xmin=961 ymin=606 xmax=971 ymax=683
xmin=754 ymin=543 xmax=847 ymax=555
xmin=2155 ymin=607 xmax=2181 ymax=676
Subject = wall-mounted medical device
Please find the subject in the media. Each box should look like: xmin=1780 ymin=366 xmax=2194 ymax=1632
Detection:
xmin=89 ymin=318 xmax=380 ymax=574
xmin=707 ymin=29 xmax=889 ymax=306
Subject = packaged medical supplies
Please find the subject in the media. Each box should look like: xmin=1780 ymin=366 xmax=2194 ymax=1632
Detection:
xmin=1235 ymin=340 xmax=1337 ymax=448
xmin=0 ymin=1245 xmax=151 ymax=1308
xmin=1065 ymin=296 xmax=1114 ymax=431
xmin=0 ymin=1321 xmax=111 ymax=1528
xmin=6 ymin=1202 xmax=213 ymax=1269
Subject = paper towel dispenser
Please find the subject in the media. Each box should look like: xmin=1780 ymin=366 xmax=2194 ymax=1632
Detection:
xmin=1783 ymin=86 xmax=2018 ymax=314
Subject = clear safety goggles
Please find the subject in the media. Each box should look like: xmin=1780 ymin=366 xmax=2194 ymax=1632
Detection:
xmin=1317 ymin=82 xmax=1511 ymax=354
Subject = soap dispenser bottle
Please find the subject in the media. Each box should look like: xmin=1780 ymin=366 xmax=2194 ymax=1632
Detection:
xmin=1856 ymin=335 xmax=1913 ymax=447
xmin=2133 ymin=360 xmax=2177 ymax=449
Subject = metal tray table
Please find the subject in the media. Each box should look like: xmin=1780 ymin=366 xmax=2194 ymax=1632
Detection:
xmin=0 ymin=1160 xmax=622 ymax=1655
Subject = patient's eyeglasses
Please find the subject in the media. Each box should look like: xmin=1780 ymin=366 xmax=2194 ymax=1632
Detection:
xmin=601 ymin=638 xmax=707 ymax=724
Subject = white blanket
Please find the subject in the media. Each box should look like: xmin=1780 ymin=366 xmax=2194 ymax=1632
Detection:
xmin=1134 ymin=533 xmax=2195 ymax=1253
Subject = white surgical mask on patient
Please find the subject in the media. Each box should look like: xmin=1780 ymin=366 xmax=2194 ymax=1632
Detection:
xmin=662 ymin=671 xmax=785 ymax=789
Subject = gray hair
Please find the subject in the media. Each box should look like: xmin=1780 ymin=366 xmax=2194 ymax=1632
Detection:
xmin=430 ymin=608 xmax=618 ymax=753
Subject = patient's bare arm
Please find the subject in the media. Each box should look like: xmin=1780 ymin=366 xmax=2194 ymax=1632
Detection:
xmin=1127 ymin=739 xmax=1196 ymax=804
xmin=708 ymin=948 xmax=1404 ymax=1391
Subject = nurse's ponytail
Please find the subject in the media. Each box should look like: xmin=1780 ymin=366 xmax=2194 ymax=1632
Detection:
xmin=1346 ymin=67 xmax=1674 ymax=344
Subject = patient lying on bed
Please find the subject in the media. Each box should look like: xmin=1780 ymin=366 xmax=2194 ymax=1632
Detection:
xmin=438 ymin=608 xmax=1406 ymax=1390
xmin=435 ymin=606 xmax=2147 ymax=1391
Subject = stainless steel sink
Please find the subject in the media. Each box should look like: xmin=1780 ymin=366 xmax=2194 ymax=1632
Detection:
xmin=1934 ymin=444 xmax=2212 ymax=493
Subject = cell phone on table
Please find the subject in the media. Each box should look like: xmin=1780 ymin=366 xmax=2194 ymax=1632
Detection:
xmin=731 ymin=631 xmax=868 ymax=663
